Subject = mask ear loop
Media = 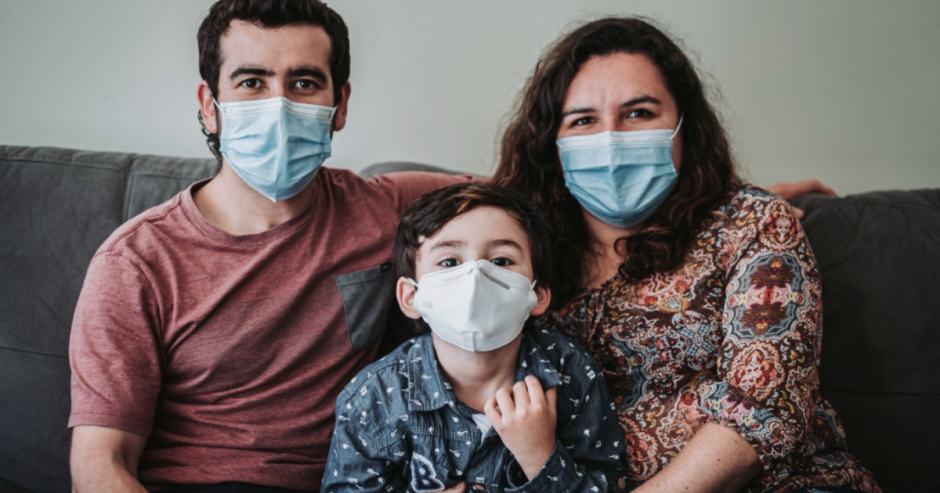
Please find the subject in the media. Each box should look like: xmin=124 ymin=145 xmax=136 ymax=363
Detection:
xmin=671 ymin=115 xmax=684 ymax=139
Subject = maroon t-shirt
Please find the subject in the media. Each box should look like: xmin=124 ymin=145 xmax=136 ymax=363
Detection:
xmin=68 ymin=168 xmax=469 ymax=491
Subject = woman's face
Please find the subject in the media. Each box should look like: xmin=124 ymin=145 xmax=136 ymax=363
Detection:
xmin=557 ymin=52 xmax=683 ymax=170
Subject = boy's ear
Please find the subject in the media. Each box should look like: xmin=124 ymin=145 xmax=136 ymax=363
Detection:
xmin=396 ymin=277 xmax=422 ymax=320
xmin=530 ymin=285 xmax=552 ymax=317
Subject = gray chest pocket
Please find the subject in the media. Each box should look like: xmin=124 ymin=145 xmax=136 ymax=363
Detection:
xmin=335 ymin=261 xmax=396 ymax=349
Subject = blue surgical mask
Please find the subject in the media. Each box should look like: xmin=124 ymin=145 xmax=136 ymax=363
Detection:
xmin=216 ymin=97 xmax=335 ymax=202
xmin=556 ymin=117 xmax=682 ymax=228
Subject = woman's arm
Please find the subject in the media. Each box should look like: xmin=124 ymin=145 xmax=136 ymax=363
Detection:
xmin=638 ymin=192 xmax=824 ymax=491
xmin=631 ymin=423 xmax=760 ymax=493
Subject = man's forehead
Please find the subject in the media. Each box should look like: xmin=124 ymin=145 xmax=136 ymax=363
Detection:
xmin=219 ymin=20 xmax=331 ymax=71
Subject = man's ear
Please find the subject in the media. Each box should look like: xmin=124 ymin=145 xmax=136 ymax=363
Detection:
xmin=396 ymin=276 xmax=422 ymax=320
xmin=530 ymin=285 xmax=552 ymax=317
xmin=197 ymin=81 xmax=218 ymax=134
xmin=332 ymin=81 xmax=351 ymax=132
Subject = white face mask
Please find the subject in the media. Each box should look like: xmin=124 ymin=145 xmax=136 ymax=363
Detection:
xmin=409 ymin=259 xmax=538 ymax=352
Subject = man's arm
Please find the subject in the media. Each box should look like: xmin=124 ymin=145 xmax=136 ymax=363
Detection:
xmin=71 ymin=425 xmax=148 ymax=493
xmin=69 ymin=253 xmax=163 ymax=491
xmin=765 ymin=179 xmax=837 ymax=218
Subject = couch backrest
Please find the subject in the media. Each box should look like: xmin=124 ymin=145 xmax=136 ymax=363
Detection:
xmin=1 ymin=148 xmax=936 ymax=492
xmin=0 ymin=146 xmax=217 ymax=492
xmin=793 ymin=190 xmax=940 ymax=493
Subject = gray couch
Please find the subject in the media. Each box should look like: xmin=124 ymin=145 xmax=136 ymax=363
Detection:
xmin=1 ymin=145 xmax=937 ymax=492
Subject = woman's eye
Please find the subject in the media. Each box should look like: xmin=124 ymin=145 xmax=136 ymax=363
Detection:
xmin=440 ymin=258 xmax=461 ymax=268
xmin=572 ymin=116 xmax=594 ymax=126
xmin=490 ymin=258 xmax=512 ymax=267
xmin=626 ymin=108 xmax=653 ymax=118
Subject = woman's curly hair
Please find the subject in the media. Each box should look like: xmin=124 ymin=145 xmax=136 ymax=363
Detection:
xmin=493 ymin=17 xmax=743 ymax=307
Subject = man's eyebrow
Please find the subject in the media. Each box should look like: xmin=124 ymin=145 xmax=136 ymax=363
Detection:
xmin=229 ymin=66 xmax=274 ymax=80
xmin=288 ymin=66 xmax=328 ymax=83
xmin=561 ymin=95 xmax=663 ymax=118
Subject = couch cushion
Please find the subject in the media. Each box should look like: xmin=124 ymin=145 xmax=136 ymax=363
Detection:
xmin=0 ymin=146 xmax=216 ymax=492
xmin=794 ymin=189 xmax=940 ymax=493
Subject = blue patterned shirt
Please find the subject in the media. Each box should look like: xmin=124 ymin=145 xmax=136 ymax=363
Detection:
xmin=321 ymin=327 xmax=631 ymax=493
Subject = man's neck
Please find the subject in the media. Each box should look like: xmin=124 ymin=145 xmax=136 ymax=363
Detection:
xmin=431 ymin=333 xmax=521 ymax=413
xmin=192 ymin=160 xmax=316 ymax=236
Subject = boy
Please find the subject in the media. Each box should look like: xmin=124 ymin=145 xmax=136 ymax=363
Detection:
xmin=321 ymin=183 xmax=630 ymax=492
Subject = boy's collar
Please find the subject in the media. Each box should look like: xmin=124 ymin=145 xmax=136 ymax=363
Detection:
xmin=405 ymin=331 xmax=561 ymax=414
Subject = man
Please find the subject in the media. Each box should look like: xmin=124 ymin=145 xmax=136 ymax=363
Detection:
xmin=68 ymin=1 xmax=468 ymax=491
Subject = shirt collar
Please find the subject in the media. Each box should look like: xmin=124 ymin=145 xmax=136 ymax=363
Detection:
xmin=405 ymin=330 xmax=562 ymax=413
xmin=405 ymin=335 xmax=452 ymax=412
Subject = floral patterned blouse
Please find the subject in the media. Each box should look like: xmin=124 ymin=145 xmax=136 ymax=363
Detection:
xmin=538 ymin=187 xmax=880 ymax=493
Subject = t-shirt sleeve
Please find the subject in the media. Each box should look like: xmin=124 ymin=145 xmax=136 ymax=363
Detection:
xmin=68 ymin=252 xmax=163 ymax=437
xmin=366 ymin=171 xmax=478 ymax=214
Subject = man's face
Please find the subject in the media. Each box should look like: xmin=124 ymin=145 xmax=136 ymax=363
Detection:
xmin=199 ymin=20 xmax=349 ymax=134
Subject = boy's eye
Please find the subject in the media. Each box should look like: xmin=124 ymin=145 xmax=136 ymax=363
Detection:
xmin=440 ymin=258 xmax=461 ymax=268
xmin=490 ymin=258 xmax=512 ymax=267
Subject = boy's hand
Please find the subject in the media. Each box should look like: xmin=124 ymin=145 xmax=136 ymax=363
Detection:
xmin=484 ymin=375 xmax=557 ymax=481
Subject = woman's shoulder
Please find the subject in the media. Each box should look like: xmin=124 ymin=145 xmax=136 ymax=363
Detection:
xmin=718 ymin=185 xmax=790 ymax=215
xmin=709 ymin=185 xmax=800 ymax=233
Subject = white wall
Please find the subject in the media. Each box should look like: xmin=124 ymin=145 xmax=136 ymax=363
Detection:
xmin=2 ymin=0 xmax=938 ymax=195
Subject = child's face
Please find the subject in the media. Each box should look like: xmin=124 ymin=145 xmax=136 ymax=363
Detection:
xmin=397 ymin=205 xmax=551 ymax=321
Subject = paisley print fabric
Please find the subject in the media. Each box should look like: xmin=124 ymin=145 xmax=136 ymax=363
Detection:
xmin=538 ymin=187 xmax=880 ymax=493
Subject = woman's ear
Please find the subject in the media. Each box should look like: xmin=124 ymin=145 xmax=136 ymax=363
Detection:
xmin=396 ymin=277 xmax=422 ymax=320
xmin=530 ymin=285 xmax=552 ymax=317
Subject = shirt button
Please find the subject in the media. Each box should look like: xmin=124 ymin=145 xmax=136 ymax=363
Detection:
xmin=487 ymin=436 xmax=495 ymax=442
xmin=472 ymin=485 xmax=486 ymax=491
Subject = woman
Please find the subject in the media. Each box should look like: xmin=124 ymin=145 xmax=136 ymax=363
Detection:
xmin=494 ymin=17 xmax=879 ymax=493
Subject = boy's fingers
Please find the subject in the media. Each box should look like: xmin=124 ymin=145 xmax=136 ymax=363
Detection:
xmin=440 ymin=482 xmax=467 ymax=493
xmin=512 ymin=380 xmax=531 ymax=409
xmin=483 ymin=397 xmax=501 ymax=424
xmin=523 ymin=375 xmax=545 ymax=405
xmin=495 ymin=388 xmax=516 ymax=417
xmin=544 ymin=386 xmax=557 ymax=413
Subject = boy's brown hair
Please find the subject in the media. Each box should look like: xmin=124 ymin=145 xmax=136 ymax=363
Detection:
xmin=394 ymin=183 xmax=552 ymax=288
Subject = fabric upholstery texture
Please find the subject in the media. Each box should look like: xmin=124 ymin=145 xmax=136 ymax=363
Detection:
xmin=792 ymin=190 xmax=940 ymax=493
xmin=0 ymin=148 xmax=934 ymax=492
xmin=0 ymin=146 xmax=217 ymax=492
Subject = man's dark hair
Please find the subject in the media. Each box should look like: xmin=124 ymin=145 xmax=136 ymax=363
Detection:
xmin=196 ymin=0 xmax=350 ymax=158
xmin=394 ymin=183 xmax=552 ymax=289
